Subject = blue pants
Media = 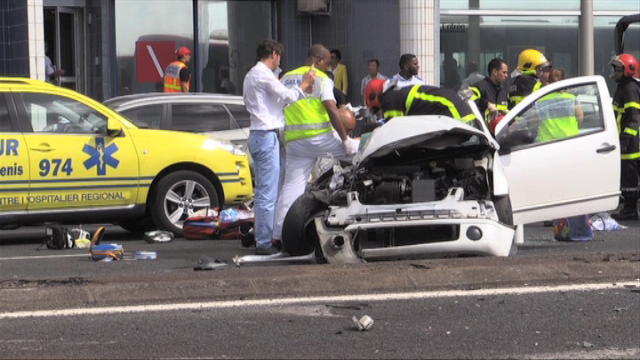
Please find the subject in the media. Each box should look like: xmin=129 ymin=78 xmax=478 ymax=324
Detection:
xmin=248 ymin=130 xmax=282 ymax=248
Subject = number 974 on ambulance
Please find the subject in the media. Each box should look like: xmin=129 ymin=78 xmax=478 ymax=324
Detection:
xmin=0 ymin=78 xmax=253 ymax=235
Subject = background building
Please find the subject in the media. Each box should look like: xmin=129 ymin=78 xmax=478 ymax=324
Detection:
xmin=1 ymin=0 xmax=638 ymax=104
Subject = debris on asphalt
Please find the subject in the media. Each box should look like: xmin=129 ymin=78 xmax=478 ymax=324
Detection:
xmin=144 ymin=230 xmax=174 ymax=243
xmin=134 ymin=251 xmax=157 ymax=260
xmin=69 ymin=228 xmax=91 ymax=248
xmin=194 ymin=256 xmax=228 ymax=271
xmin=590 ymin=213 xmax=627 ymax=231
xmin=409 ymin=263 xmax=431 ymax=270
xmin=326 ymin=303 xmax=368 ymax=311
xmin=89 ymin=226 xmax=124 ymax=262
xmin=582 ymin=341 xmax=594 ymax=348
xmin=352 ymin=315 xmax=374 ymax=331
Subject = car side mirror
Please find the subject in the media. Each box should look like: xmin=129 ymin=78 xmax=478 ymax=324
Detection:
xmin=107 ymin=118 xmax=123 ymax=137
xmin=497 ymin=143 xmax=511 ymax=155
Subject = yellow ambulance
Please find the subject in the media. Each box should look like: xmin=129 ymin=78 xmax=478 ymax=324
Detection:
xmin=0 ymin=78 xmax=252 ymax=235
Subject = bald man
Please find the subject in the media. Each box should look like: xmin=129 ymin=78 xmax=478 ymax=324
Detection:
xmin=272 ymin=44 xmax=359 ymax=250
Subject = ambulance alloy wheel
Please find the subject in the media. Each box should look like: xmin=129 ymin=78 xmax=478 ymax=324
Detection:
xmin=151 ymin=170 xmax=219 ymax=236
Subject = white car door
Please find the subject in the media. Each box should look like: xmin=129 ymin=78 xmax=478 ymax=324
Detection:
xmin=494 ymin=75 xmax=620 ymax=224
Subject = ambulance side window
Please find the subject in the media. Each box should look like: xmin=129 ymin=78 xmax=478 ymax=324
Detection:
xmin=0 ymin=96 xmax=11 ymax=132
xmin=18 ymin=93 xmax=107 ymax=134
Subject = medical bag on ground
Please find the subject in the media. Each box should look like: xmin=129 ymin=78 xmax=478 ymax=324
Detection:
xmin=183 ymin=215 xmax=220 ymax=240
xmin=89 ymin=226 xmax=124 ymax=261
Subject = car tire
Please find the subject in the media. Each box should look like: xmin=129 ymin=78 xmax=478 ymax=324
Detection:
xmin=493 ymin=195 xmax=517 ymax=255
xmin=282 ymin=194 xmax=327 ymax=256
xmin=151 ymin=170 xmax=219 ymax=236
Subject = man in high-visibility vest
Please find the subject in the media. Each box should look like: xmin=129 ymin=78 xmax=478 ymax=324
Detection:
xmin=508 ymin=49 xmax=551 ymax=109
xmin=164 ymin=46 xmax=192 ymax=93
xmin=365 ymin=79 xmax=478 ymax=125
xmin=271 ymin=44 xmax=359 ymax=247
xmin=611 ymin=53 xmax=640 ymax=220
xmin=534 ymin=68 xmax=582 ymax=143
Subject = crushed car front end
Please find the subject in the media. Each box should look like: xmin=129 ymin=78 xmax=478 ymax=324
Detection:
xmin=295 ymin=115 xmax=515 ymax=263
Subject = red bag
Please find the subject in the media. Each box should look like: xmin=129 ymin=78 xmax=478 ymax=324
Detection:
xmin=183 ymin=215 xmax=219 ymax=240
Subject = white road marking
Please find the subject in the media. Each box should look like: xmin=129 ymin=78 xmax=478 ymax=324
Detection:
xmin=0 ymin=254 xmax=88 ymax=261
xmin=0 ymin=281 xmax=637 ymax=320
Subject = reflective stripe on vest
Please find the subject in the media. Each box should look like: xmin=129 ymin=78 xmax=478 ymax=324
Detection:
xmin=535 ymin=92 xmax=579 ymax=142
xmin=164 ymin=61 xmax=188 ymax=92
xmin=283 ymin=66 xmax=331 ymax=142
xmin=384 ymin=110 xmax=405 ymax=119
xmin=469 ymin=86 xmax=481 ymax=101
xmin=614 ymin=101 xmax=640 ymax=134
xmin=621 ymin=152 xmax=640 ymax=160
xmin=405 ymin=84 xmax=475 ymax=123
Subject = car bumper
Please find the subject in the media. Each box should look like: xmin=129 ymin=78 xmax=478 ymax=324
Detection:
xmin=315 ymin=190 xmax=515 ymax=263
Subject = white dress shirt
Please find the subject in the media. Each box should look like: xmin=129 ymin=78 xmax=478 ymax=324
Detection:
xmin=391 ymin=73 xmax=425 ymax=89
xmin=243 ymin=61 xmax=306 ymax=131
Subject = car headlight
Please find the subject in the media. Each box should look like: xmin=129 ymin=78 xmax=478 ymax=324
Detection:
xmin=203 ymin=138 xmax=246 ymax=156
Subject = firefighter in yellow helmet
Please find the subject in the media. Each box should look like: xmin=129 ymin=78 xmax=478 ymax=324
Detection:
xmin=508 ymin=49 xmax=551 ymax=109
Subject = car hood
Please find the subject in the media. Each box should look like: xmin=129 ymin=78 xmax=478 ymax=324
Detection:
xmin=354 ymin=115 xmax=496 ymax=166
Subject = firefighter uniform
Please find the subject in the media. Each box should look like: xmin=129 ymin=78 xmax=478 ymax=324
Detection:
xmin=469 ymin=76 xmax=509 ymax=123
xmin=613 ymin=77 xmax=640 ymax=217
xmin=508 ymin=71 xmax=542 ymax=109
xmin=164 ymin=60 xmax=190 ymax=92
xmin=382 ymin=84 xmax=477 ymax=124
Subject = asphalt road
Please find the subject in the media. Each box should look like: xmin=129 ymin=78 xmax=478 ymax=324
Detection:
xmin=0 ymin=221 xmax=639 ymax=359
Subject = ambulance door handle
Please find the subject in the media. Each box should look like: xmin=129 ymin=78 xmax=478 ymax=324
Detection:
xmin=30 ymin=143 xmax=54 ymax=152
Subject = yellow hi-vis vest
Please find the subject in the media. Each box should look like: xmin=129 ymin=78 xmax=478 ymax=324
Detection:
xmin=282 ymin=66 xmax=332 ymax=142
xmin=535 ymin=92 xmax=579 ymax=142
xmin=164 ymin=61 xmax=189 ymax=92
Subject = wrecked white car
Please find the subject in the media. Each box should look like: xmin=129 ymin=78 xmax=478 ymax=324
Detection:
xmin=281 ymin=75 xmax=621 ymax=263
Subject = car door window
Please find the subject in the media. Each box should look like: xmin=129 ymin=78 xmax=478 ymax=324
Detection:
xmin=120 ymin=104 xmax=163 ymax=129
xmin=18 ymin=93 xmax=107 ymax=134
xmin=496 ymin=83 xmax=604 ymax=149
xmin=0 ymin=95 xmax=12 ymax=132
xmin=226 ymin=104 xmax=251 ymax=129
xmin=170 ymin=103 xmax=230 ymax=132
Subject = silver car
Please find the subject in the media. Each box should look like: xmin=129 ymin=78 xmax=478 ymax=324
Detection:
xmin=104 ymin=92 xmax=250 ymax=149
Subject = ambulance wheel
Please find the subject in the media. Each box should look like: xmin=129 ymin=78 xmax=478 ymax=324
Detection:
xmin=282 ymin=194 xmax=327 ymax=256
xmin=151 ymin=170 xmax=219 ymax=236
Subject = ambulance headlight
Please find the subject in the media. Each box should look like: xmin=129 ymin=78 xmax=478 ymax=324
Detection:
xmin=203 ymin=139 xmax=246 ymax=156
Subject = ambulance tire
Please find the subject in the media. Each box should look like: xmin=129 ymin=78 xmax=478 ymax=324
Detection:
xmin=151 ymin=170 xmax=219 ymax=236
xmin=282 ymin=194 xmax=327 ymax=257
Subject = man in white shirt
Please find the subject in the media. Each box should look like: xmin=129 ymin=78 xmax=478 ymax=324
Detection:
xmin=243 ymin=39 xmax=315 ymax=255
xmin=391 ymin=53 xmax=424 ymax=88
xmin=360 ymin=58 xmax=387 ymax=105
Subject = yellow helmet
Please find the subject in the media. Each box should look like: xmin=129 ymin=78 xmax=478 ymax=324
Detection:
xmin=517 ymin=49 xmax=549 ymax=72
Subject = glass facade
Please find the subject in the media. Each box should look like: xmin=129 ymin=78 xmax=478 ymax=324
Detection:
xmin=114 ymin=0 xmax=271 ymax=96
xmin=197 ymin=1 xmax=271 ymax=95
xmin=440 ymin=15 xmax=579 ymax=89
xmin=115 ymin=0 xmax=194 ymax=95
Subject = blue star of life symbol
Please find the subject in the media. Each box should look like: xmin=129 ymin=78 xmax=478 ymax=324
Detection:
xmin=83 ymin=137 xmax=119 ymax=176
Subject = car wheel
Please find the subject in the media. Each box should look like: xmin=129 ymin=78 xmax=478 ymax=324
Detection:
xmin=282 ymin=194 xmax=327 ymax=256
xmin=493 ymin=195 xmax=516 ymax=255
xmin=151 ymin=170 xmax=219 ymax=236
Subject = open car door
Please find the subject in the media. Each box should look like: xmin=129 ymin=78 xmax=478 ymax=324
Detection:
xmin=494 ymin=75 xmax=620 ymax=224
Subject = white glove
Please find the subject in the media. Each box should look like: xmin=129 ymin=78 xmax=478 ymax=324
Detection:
xmin=343 ymin=137 xmax=360 ymax=155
